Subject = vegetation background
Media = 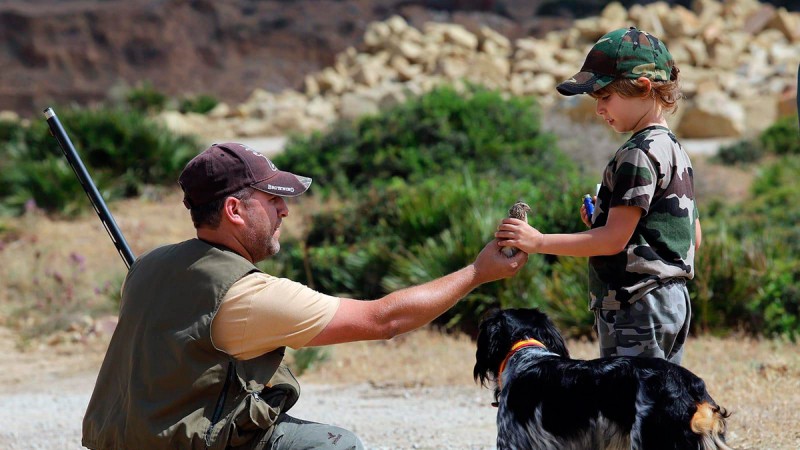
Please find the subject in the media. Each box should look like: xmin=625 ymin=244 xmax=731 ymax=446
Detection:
xmin=1 ymin=1 xmax=800 ymax=448
xmin=3 ymin=85 xmax=798 ymax=343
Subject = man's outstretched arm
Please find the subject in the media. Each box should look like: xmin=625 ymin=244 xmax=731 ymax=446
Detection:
xmin=306 ymin=240 xmax=526 ymax=346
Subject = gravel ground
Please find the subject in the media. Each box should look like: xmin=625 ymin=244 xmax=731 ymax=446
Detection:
xmin=2 ymin=328 xmax=799 ymax=450
xmin=0 ymin=371 xmax=498 ymax=450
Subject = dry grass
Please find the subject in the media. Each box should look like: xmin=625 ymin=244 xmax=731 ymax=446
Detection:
xmin=300 ymin=329 xmax=800 ymax=449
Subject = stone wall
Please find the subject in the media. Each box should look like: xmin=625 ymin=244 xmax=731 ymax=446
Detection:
xmin=160 ymin=0 xmax=800 ymax=140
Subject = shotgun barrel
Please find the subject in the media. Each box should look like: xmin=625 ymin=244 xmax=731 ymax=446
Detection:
xmin=43 ymin=107 xmax=136 ymax=269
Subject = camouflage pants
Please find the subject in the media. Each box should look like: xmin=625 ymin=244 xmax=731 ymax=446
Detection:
xmin=594 ymin=281 xmax=691 ymax=364
xmin=259 ymin=413 xmax=365 ymax=450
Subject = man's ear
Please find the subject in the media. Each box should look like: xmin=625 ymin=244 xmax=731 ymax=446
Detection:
xmin=222 ymin=196 xmax=246 ymax=226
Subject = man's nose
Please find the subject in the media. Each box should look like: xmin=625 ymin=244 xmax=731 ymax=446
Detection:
xmin=278 ymin=197 xmax=289 ymax=217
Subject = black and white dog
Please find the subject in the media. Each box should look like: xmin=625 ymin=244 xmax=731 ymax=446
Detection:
xmin=474 ymin=308 xmax=732 ymax=450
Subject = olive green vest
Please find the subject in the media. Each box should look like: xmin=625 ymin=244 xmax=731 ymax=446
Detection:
xmin=83 ymin=239 xmax=300 ymax=449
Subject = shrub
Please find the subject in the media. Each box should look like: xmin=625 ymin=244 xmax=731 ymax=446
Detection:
xmin=688 ymin=228 xmax=768 ymax=333
xmin=713 ymin=115 xmax=799 ymax=166
xmin=751 ymin=260 xmax=800 ymax=341
xmin=734 ymin=155 xmax=800 ymax=257
xmin=264 ymin=86 xmax=602 ymax=335
xmin=263 ymin=170 xmax=592 ymax=335
xmin=179 ymin=94 xmax=219 ymax=114
xmin=0 ymin=108 xmax=200 ymax=216
xmin=288 ymin=347 xmax=331 ymax=376
xmin=274 ymin=85 xmax=564 ymax=198
xmin=759 ymin=115 xmax=800 ymax=156
xmin=690 ymin=154 xmax=800 ymax=336
xmin=715 ymin=139 xmax=764 ymax=165
xmin=125 ymin=82 xmax=168 ymax=113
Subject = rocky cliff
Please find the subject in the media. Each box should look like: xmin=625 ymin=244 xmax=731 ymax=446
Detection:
xmin=156 ymin=0 xmax=800 ymax=140
xmin=2 ymin=0 xmax=798 ymax=139
xmin=0 ymin=0 xmax=561 ymax=116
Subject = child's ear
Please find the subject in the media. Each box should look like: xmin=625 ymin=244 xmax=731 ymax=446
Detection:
xmin=636 ymin=77 xmax=652 ymax=96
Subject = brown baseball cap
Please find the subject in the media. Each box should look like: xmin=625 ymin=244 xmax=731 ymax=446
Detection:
xmin=178 ymin=142 xmax=312 ymax=208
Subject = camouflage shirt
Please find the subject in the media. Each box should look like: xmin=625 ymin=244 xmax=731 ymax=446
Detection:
xmin=588 ymin=125 xmax=698 ymax=310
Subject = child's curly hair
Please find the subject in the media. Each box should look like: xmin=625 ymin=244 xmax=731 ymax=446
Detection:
xmin=590 ymin=66 xmax=683 ymax=114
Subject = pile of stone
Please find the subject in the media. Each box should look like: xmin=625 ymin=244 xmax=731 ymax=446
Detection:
xmin=160 ymin=0 xmax=800 ymax=140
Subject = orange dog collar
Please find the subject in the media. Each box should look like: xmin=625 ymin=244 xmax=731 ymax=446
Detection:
xmin=497 ymin=338 xmax=547 ymax=390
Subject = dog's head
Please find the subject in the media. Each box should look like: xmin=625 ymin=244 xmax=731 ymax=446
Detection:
xmin=473 ymin=308 xmax=569 ymax=387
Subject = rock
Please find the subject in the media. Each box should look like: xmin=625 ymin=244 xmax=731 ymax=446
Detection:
xmin=743 ymin=4 xmax=777 ymax=34
xmin=662 ymin=5 xmax=701 ymax=38
xmin=339 ymin=91 xmax=380 ymax=121
xmin=768 ymin=7 xmax=800 ymax=42
xmin=0 ymin=110 xmax=20 ymax=122
xmin=207 ymin=102 xmax=232 ymax=119
xmin=478 ymin=26 xmax=512 ymax=57
xmin=777 ymin=85 xmax=798 ymax=117
xmin=677 ymin=90 xmax=746 ymax=138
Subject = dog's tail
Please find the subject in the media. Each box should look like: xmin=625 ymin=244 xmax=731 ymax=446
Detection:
xmin=691 ymin=401 xmax=733 ymax=450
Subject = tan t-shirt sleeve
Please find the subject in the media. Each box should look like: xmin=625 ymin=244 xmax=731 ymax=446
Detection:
xmin=211 ymin=272 xmax=340 ymax=360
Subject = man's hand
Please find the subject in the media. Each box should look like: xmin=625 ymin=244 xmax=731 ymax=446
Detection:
xmin=473 ymin=238 xmax=527 ymax=283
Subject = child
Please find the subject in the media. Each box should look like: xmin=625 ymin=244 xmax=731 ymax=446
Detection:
xmin=496 ymin=27 xmax=701 ymax=364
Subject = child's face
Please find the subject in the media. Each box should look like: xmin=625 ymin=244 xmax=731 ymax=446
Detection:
xmin=594 ymin=90 xmax=657 ymax=134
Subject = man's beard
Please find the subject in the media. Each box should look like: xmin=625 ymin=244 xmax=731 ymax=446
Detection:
xmin=244 ymin=220 xmax=281 ymax=262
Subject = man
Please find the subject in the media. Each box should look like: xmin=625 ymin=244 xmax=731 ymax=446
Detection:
xmin=83 ymin=142 xmax=526 ymax=449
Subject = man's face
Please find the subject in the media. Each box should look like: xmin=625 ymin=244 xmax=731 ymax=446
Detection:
xmin=240 ymin=189 xmax=288 ymax=262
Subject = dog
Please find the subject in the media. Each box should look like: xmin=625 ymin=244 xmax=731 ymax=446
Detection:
xmin=474 ymin=308 xmax=732 ymax=450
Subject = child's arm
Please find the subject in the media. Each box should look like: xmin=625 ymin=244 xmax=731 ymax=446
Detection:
xmin=695 ymin=218 xmax=702 ymax=251
xmin=496 ymin=205 xmax=641 ymax=257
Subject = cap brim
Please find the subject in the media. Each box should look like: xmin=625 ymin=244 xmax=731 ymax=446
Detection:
xmin=556 ymin=71 xmax=615 ymax=96
xmin=252 ymin=171 xmax=312 ymax=197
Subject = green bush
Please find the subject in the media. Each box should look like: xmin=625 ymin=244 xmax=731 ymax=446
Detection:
xmin=0 ymin=108 xmax=200 ymax=216
xmin=733 ymin=156 xmax=800 ymax=257
xmin=289 ymin=347 xmax=331 ymax=376
xmin=691 ymin=154 xmax=800 ymax=336
xmin=125 ymin=82 xmax=168 ymax=113
xmin=713 ymin=115 xmax=799 ymax=165
xmin=262 ymin=86 xmax=599 ymax=335
xmin=751 ymin=260 xmax=800 ymax=341
xmin=179 ymin=94 xmax=219 ymax=114
xmin=688 ymin=228 xmax=768 ymax=333
xmin=265 ymin=172 xmax=592 ymax=335
xmin=715 ymin=139 xmax=764 ymax=165
xmin=760 ymin=115 xmax=800 ymax=156
xmin=275 ymin=85 xmax=564 ymax=198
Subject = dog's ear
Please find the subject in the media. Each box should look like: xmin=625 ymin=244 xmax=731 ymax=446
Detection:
xmin=532 ymin=310 xmax=570 ymax=358
xmin=473 ymin=309 xmax=509 ymax=386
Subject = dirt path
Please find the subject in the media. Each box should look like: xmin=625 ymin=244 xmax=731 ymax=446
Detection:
xmin=0 ymin=374 xmax=498 ymax=450
xmin=0 ymin=328 xmax=497 ymax=450
xmin=0 ymin=354 xmax=497 ymax=449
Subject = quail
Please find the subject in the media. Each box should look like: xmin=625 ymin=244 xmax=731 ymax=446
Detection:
xmin=502 ymin=201 xmax=532 ymax=257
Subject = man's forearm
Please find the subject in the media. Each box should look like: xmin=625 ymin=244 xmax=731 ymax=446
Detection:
xmin=377 ymin=265 xmax=480 ymax=337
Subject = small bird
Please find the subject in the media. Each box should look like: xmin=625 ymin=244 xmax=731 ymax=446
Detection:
xmin=501 ymin=201 xmax=531 ymax=257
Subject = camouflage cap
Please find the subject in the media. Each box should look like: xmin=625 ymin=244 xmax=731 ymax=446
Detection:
xmin=556 ymin=27 xmax=675 ymax=96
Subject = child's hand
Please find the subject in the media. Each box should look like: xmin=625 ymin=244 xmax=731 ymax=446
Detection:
xmin=495 ymin=218 xmax=543 ymax=254
xmin=580 ymin=195 xmax=596 ymax=229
